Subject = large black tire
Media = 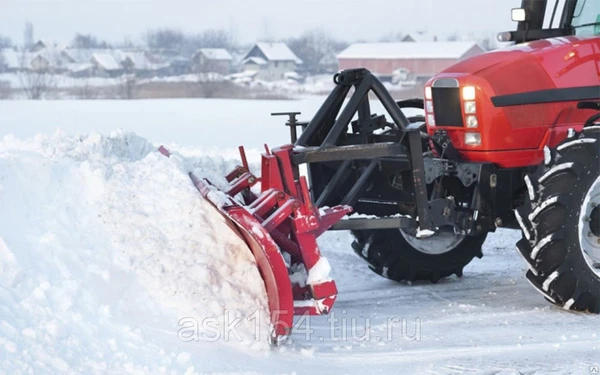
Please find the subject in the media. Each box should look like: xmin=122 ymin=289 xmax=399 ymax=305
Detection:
xmin=515 ymin=126 xmax=600 ymax=313
xmin=351 ymin=229 xmax=487 ymax=283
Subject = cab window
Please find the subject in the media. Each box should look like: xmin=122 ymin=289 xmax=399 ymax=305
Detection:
xmin=572 ymin=0 xmax=600 ymax=35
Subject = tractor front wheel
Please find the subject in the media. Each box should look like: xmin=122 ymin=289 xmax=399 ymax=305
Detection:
xmin=516 ymin=126 xmax=600 ymax=313
xmin=351 ymin=228 xmax=487 ymax=283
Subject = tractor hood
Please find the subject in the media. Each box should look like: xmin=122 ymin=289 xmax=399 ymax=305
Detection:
xmin=440 ymin=35 xmax=600 ymax=94
xmin=424 ymin=35 xmax=599 ymax=166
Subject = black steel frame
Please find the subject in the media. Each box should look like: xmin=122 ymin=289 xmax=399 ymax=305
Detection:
xmin=290 ymin=69 xmax=434 ymax=231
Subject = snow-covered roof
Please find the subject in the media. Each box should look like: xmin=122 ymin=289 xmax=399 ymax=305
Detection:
xmin=67 ymin=62 xmax=93 ymax=72
xmin=253 ymin=43 xmax=302 ymax=64
xmin=241 ymin=57 xmax=267 ymax=66
xmin=122 ymin=51 xmax=156 ymax=70
xmin=31 ymin=40 xmax=68 ymax=53
xmin=196 ymin=48 xmax=233 ymax=61
xmin=87 ymin=50 xmax=165 ymax=71
xmin=337 ymin=42 xmax=481 ymax=60
xmin=92 ymin=53 xmax=121 ymax=71
xmin=63 ymin=49 xmax=99 ymax=63
xmin=35 ymin=46 xmax=67 ymax=66
xmin=1 ymin=47 xmax=70 ymax=70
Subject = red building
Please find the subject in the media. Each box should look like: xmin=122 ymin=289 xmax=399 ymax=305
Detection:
xmin=337 ymin=42 xmax=484 ymax=82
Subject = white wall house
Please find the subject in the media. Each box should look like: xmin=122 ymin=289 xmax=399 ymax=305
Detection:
xmin=240 ymin=42 xmax=302 ymax=81
xmin=192 ymin=48 xmax=233 ymax=74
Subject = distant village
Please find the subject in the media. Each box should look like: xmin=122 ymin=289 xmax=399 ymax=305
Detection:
xmin=0 ymin=30 xmax=494 ymax=99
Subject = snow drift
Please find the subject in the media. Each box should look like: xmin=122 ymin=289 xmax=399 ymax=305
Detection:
xmin=0 ymin=131 xmax=270 ymax=373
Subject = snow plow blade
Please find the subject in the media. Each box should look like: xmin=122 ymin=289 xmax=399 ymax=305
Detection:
xmin=159 ymin=145 xmax=351 ymax=343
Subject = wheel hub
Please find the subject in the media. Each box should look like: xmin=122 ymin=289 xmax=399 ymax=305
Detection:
xmin=400 ymin=227 xmax=465 ymax=255
xmin=580 ymin=176 xmax=600 ymax=274
xmin=590 ymin=205 xmax=600 ymax=238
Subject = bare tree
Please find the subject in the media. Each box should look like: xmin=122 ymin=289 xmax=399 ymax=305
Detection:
xmin=197 ymin=29 xmax=232 ymax=48
xmin=75 ymin=79 xmax=99 ymax=99
xmin=287 ymin=29 xmax=348 ymax=74
xmin=446 ymin=33 xmax=460 ymax=42
xmin=18 ymin=48 xmax=56 ymax=100
xmin=183 ymin=29 xmax=234 ymax=56
xmin=71 ymin=33 xmax=110 ymax=49
xmin=144 ymin=28 xmax=185 ymax=52
xmin=19 ymin=69 xmax=56 ymax=99
xmin=0 ymin=35 xmax=11 ymax=49
xmin=143 ymin=27 xmax=235 ymax=56
xmin=378 ymin=31 xmax=406 ymax=42
xmin=0 ymin=80 xmax=11 ymax=99
xmin=23 ymin=22 xmax=34 ymax=50
xmin=19 ymin=69 xmax=55 ymax=99
xmin=118 ymin=36 xmax=135 ymax=49
xmin=117 ymin=74 xmax=137 ymax=99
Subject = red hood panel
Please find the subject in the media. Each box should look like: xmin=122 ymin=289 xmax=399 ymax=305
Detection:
xmin=443 ymin=36 xmax=600 ymax=94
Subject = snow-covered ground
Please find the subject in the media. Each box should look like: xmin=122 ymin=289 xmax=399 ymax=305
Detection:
xmin=0 ymin=72 xmax=412 ymax=98
xmin=0 ymin=99 xmax=598 ymax=374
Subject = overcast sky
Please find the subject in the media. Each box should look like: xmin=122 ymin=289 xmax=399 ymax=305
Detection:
xmin=1 ymin=0 xmax=523 ymax=46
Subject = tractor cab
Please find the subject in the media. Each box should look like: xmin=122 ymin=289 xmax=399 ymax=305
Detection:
xmin=500 ymin=0 xmax=600 ymax=43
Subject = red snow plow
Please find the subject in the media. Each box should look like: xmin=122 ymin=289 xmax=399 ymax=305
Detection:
xmin=159 ymin=145 xmax=351 ymax=343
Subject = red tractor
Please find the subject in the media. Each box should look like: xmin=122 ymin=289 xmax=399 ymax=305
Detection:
xmin=186 ymin=0 xmax=600 ymax=341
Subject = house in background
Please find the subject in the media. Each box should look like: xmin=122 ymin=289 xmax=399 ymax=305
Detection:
xmin=192 ymin=48 xmax=232 ymax=74
xmin=0 ymin=48 xmax=21 ymax=73
xmin=62 ymin=49 xmax=165 ymax=78
xmin=402 ymin=31 xmax=439 ymax=42
xmin=318 ymin=51 xmax=340 ymax=74
xmin=162 ymin=56 xmax=192 ymax=76
xmin=240 ymin=42 xmax=302 ymax=81
xmin=90 ymin=53 xmax=123 ymax=77
xmin=31 ymin=47 xmax=72 ymax=72
xmin=0 ymin=43 xmax=72 ymax=73
xmin=29 ymin=40 xmax=59 ymax=53
xmin=337 ymin=41 xmax=484 ymax=83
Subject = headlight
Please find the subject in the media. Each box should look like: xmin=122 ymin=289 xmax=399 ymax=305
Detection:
xmin=464 ymin=101 xmax=476 ymax=114
xmin=462 ymin=86 xmax=476 ymax=101
xmin=465 ymin=132 xmax=481 ymax=146
xmin=425 ymin=100 xmax=434 ymax=113
xmin=466 ymin=115 xmax=478 ymax=128
xmin=425 ymin=86 xmax=432 ymax=100
xmin=427 ymin=114 xmax=435 ymax=126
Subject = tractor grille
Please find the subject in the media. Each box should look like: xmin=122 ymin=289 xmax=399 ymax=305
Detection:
xmin=432 ymin=87 xmax=463 ymax=127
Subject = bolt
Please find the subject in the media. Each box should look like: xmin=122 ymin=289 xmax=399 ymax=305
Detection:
xmin=495 ymin=218 xmax=503 ymax=227
xmin=591 ymin=202 xmax=598 ymax=208
xmin=248 ymin=176 xmax=256 ymax=184
xmin=585 ymin=216 xmax=592 ymax=222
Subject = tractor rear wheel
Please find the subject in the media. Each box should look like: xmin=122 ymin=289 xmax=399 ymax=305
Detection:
xmin=351 ymin=228 xmax=487 ymax=283
xmin=515 ymin=126 xmax=600 ymax=313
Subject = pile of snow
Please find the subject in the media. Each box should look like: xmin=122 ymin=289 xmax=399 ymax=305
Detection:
xmin=0 ymin=130 xmax=270 ymax=373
